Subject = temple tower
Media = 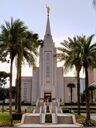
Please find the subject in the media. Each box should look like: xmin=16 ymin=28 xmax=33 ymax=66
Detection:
xmin=39 ymin=8 xmax=57 ymax=100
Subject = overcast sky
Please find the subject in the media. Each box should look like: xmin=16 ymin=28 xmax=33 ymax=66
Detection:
xmin=0 ymin=0 xmax=96 ymax=86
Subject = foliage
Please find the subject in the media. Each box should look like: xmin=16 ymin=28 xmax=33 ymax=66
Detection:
xmin=12 ymin=113 xmax=22 ymax=120
xmin=0 ymin=17 xmax=40 ymax=114
xmin=58 ymin=34 xmax=96 ymax=120
xmin=0 ymin=112 xmax=9 ymax=121
xmin=0 ymin=18 xmax=26 ymax=124
xmin=62 ymin=107 xmax=70 ymax=113
xmin=0 ymin=88 xmax=8 ymax=100
xmin=0 ymin=112 xmax=10 ymax=127
xmin=0 ymin=87 xmax=16 ymax=101
xmin=60 ymin=101 xmax=65 ymax=106
xmin=0 ymin=71 xmax=10 ymax=86
xmin=45 ymin=114 xmax=52 ymax=123
xmin=0 ymin=112 xmax=21 ymax=127
xmin=76 ymin=114 xmax=96 ymax=126
xmin=0 ymin=49 xmax=7 ymax=62
xmin=31 ymin=102 xmax=36 ymax=106
xmin=14 ymin=24 xmax=40 ymax=113
xmin=57 ymin=36 xmax=82 ymax=115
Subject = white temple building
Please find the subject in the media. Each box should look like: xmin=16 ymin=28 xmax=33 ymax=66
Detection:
xmin=21 ymin=12 xmax=85 ymax=103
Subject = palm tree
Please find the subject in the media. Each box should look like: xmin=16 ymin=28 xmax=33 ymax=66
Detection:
xmin=57 ymin=34 xmax=96 ymax=120
xmin=67 ymin=83 xmax=75 ymax=104
xmin=0 ymin=18 xmax=27 ymax=125
xmin=16 ymin=31 xmax=40 ymax=113
xmin=57 ymin=37 xmax=82 ymax=115
xmin=72 ymin=35 xmax=96 ymax=121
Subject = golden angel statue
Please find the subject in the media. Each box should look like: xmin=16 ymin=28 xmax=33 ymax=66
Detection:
xmin=46 ymin=5 xmax=50 ymax=16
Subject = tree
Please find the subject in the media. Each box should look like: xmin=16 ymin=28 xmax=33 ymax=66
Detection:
xmin=57 ymin=34 xmax=96 ymax=120
xmin=71 ymin=35 xmax=96 ymax=121
xmin=57 ymin=37 xmax=82 ymax=115
xmin=0 ymin=87 xmax=7 ymax=112
xmin=67 ymin=83 xmax=75 ymax=104
xmin=0 ymin=18 xmax=27 ymax=126
xmin=16 ymin=31 xmax=40 ymax=113
xmin=0 ymin=50 xmax=7 ymax=62
xmin=0 ymin=71 xmax=10 ymax=86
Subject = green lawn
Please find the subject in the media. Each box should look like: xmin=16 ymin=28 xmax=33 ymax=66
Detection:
xmin=0 ymin=112 xmax=10 ymax=126
xmin=0 ymin=112 xmax=10 ymax=121
xmin=0 ymin=112 xmax=21 ymax=127
xmin=75 ymin=114 xmax=96 ymax=127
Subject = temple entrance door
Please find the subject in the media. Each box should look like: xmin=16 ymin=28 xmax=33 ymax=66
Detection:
xmin=44 ymin=92 xmax=52 ymax=102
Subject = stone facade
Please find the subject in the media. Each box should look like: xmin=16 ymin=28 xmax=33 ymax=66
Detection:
xmin=21 ymin=77 xmax=32 ymax=102
xmin=21 ymin=15 xmax=85 ymax=103
xmin=63 ymin=77 xmax=77 ymax=103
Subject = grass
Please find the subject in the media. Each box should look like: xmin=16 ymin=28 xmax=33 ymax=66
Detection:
xmin=75 ymin=114 xmax=96 ymax=126
xmin=0 ymin=112 xmax=9 ymax=121
xmin=0 ymin=112 xmax=10 ymax=127
xmin=61 ymin=105 xmax=96 ymax=126
xmin=0 ymin=112 xmax=21 ymax=127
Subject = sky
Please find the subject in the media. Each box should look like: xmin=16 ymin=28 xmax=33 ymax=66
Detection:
xmin=0 ymin=0 xmax=96 ymax=87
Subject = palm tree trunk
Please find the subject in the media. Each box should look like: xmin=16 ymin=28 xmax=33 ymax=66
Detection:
xmin=85 ymin=67 xmax=90 ymax=121
xmin=17 ymin=70 xmax=21 ymax=113
xmin=15 ymin=77 xmax=18 ymax=110
xmin=17 ymin=54 xmax=22 ymax=113
xmin=91 ymin=90 xmax=93 ymax=103
xmin=9 ymin=59 xmax=13 ymax=126
xmin=77 ymin=70 xmax=80 ymax=115
xmin=18 ymin=65 xmax=21 ymax=113
xmin=71 ymin=88 xmax=72 ymax=104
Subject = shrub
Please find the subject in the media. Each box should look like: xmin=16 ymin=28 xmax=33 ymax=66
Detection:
xmin=12 ymin=113 xmax=22 ymax=120
xmin=83 ymin=119 xmax=96 ymax=127
xmin=62 ymin=108 xmax=70 ymax=113
xmin=60 ymin=102 xmax=65 ymax=106
xmin=45 ymin=114 xmax=52 ymax=123
xmin=31 ymin=102 xmax=36 ymax=106
xmin=75 ymin=114 xmax=96 ymax=126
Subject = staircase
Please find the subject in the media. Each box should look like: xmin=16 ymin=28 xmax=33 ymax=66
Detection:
xmin=16 ymin=99 xmax=82 ymax=127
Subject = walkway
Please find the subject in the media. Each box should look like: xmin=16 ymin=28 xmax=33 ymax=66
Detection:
xmin=18 ymin=124 xmax=81 ymax=127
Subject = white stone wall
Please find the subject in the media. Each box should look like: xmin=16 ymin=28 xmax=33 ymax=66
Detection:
xmin=80 ymin=78 xmax=85 ymax=93
xmin=57 ymin=67 xmax=64 ymax=101
xmin=21 ymin=77 xmax=32 ymax=102
xmin=39 ymin=38 xmax=57 ymax=98
xmin=64 ymin=77 xmax=77 ymax=103
xmin=32 ymin=67 xmax=39 ymax=102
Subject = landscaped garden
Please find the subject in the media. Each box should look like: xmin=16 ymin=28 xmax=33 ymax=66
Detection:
xmin=0 ymin=102 xmax=35 ymax=127
xmin=60 ymin=102 xmax=96 ymax=126
xmin=0 ymin=112 xmax=21 ymax=127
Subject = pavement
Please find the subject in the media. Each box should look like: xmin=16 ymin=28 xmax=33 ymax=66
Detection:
xmin=17 ymin=123 xmax=82 ymax=127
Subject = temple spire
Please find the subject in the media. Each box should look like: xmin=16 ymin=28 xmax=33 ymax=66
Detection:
xmin=46 ymin=5 xmax=50 ymax=16
xmin=45 ymin=5 xmax=51 ymax=35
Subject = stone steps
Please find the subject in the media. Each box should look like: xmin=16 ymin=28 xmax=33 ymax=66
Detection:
xmin=16 ymin=100 xmax=82 ymax=127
